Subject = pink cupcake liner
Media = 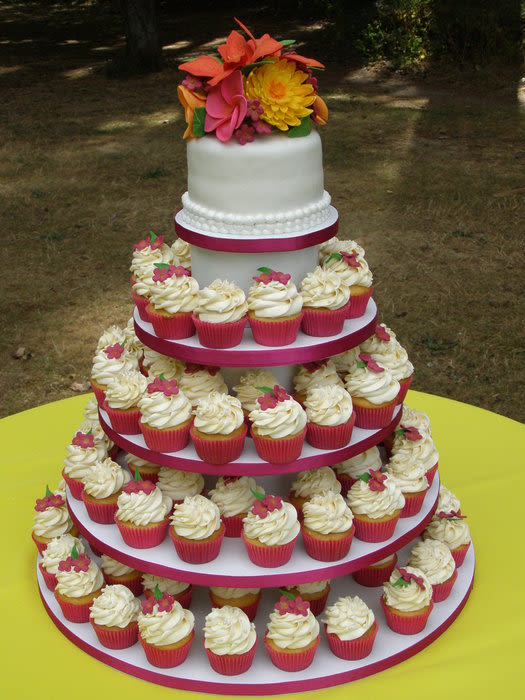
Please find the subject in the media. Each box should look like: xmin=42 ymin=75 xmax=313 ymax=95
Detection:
xmin=192 ymin=315 xmax=247 ymax=349
xmin=204 ymin=640 xmax=258 ymax=675
xmin=426 ymin=462 xmax=439 ymax=486
xmin=147 ymin=306 xmax=195 ymax=340
xmin=32 ymin=532 xmax=48 ymax=555
xmin=103 ymin=572 xmax=143 ymax=597
xmin=131 ymin=288 xmax=151 ymax=322
xmin=248 ymin=313 xmax=303 ymax=347
xmin=190 ymin=424 xmax=247 ymax=465
xmin=352 ymin=554 xmax=398 ymax=587
xmin=301 ymin=525 xmax=355 ymax=562
xmin=91 ymin=621 xmax=139 ymax=649
xmin=353 ymin=402 xmax=396 ymax=429
xmin=335 ymin=473 xmax=357 ymax=498
xmin=140 ymin=420 xmax=191 ymax=453
xmin=432 ymin=568 xmax=458 ymax=603
xmin=396 ymin=375 xmax=413 ymax=404
xmin=301 ymin=590 xmax=330 ymax=617
xmin=451 ymin=542 xmax=471 ymax=568
xmin=87 ymin=540 xmax=103 ymax=557
xmin=169 ymin=525 xmax=225 ymax=564
xmin=82 ymin=493 xmax=119 ymax=524
xmin=301 ymin=303 xmax=348 ymax=337
xmin=108 ymin=443 xmax=120 ymax=460
xmin=114 ymin=515 xmax=170 ymax=549
xmin=251 ymin=427 xmax=306 ymax=464
xmin=209 ymin=592 xmax=262 ymax=621
xmin=353 ymin=511 xmax=400 ymax=542
xmin=62 ymin=469 xmax=84 ymax=500
xmin=381 ymin=597 xmax=433 ymax=634
xmin=306 ymin=413 xmax=355 ymax=449
xmin=346 ymin=288 xmax=373 ymax=319
xmin=139 ymin=631 xmax=194 ymax=668
xmin=39 ymin=562 xmax=58 ymax=591
xmin=264 ymin=633 xmax=320 ymax=671
xmin=55 ymin=594 xmax=96 ymax=623
xmin=90 ymin=381 xmax=106 ymax=407
xmin=241 ymin=532 xmax=298 ymax=568
xmin=103 ymin=403 xmax=141 ymax=435
xmin=400 ymin=488 xmax=428 ymax=518
xmin=325 ymin=621 xmax=378 ymax=660
xmin=221 ymin=513 xmax=245 ymax=537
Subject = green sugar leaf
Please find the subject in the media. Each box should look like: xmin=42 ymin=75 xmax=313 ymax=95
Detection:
xmin=149 ymin=231 xmax=158 ymax=241
xmin=154 ymin=584 xmax=163 ymax=600
xmin=192 ymin=106 xmax=206 ymax=138
xmin=45 ymin=485 xmax=52 ymax=497
xmin=356 ymin=360 xmax=367 ymax=369
xmin=287 ymin=115 xmax=311 ymax=138
xmin=256 ymin=386 xmax=274 ymax=394
xmin=250 ymin=488 xmax=265 ymax=501
xmin=71 ymin=543 xmax=79 ymax=559
xmin=134 ymin=467 xmax=141 ymax=482
xmin=154 ymin=262 xmax=170 ymax=269
xmin=357 ymin=472 xmax=371 ymax=483
xmin=325 ymin=252 xmax=343 ymax=264
xmin=280 ymin=40 xmax=296 ymax=47
xmin=257 ymin=267 xmax=272 ymax=274
xmin=393 ymin=577 xmax=410 ymax=588
xmin=279 ymin=588 xmax=296 ymax=599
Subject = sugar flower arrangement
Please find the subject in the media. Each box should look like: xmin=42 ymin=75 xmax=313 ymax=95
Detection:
xmin=177 ymin=18 xmax=327 ymax=144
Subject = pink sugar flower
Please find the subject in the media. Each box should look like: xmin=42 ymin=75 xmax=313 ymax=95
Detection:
xmin=375 ymin=324 xmax=391 ymax=342
xmin=396 ymin=567 xmax=426 ymax=590
xmin=341 ymin=251 xmax=361 ymax=268
xmin=272 ymin=271 xmax=291 ymax=285
xmin=293 ymin=596 xmax=310 ymax=617
xmin=141 ymin=597 xmax=156 ymax=615
xmin=157 ymin=593 xmax=175 ymax=613
xmin=72 ymin=431 xmax=95 ymax=449
xmin=35 ymin=494 xmax=65 ymax=512
xmin=123 ymin=479 xmax=156 ymax=496
xmin=358 ymin=353 xmax=384 ymax=373
xmin=253 ymin=119 xmax=271 ymax=135
xmin=257 ymin=393 xmax=278 ymax=411
xmin=148 ymin=377 xmax=179 ymax=396
xmin=182 ymin=75 xmax=203 ymax=91
xmin=235 ymin=123 xmax=255 ymax=145
xmin=104 ymin=343 xmax=125 ymax=360
xmin=368 ymin=469 xmax=387 ymax=492
xmin=246 ymin=98 xmax=263 ymax=122
xmin=204 ymin=69 xmax=247 ymax=143
xmin=400 ymin=425 xmax=422 ymax=441
xmin=273 ymin=385 xmax=290 ymax=402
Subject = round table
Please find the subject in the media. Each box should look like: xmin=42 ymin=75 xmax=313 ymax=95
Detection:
xmin=3 ymin=390 xmax=524 ymax=699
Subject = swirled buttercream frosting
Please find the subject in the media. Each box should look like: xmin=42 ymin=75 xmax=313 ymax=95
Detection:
xmin=138 ymin=599 xmax=194 ymax=646
xmin=304 ymin=384 xmax=353 ymax=426
xmin=170 ymin=495 xmax=221 ymax=540
xmin=346 ymin=475 xmax=405 ymax=519
xmin=90 ymin=584 xmax=140 ymax=628
xmin=408 ymin=539 xmax=456 ymax=584
xmin=193 ymin=391 xmax=244 ymax=436
xmin=382 ymin=566 xmax=432 ymax=612
xmin=242 ymin=501 xmax=299 ymax=546
xmin=266 ymin=608 xmax=319 ymax=649
xmin=157 ymin=468 xmax=204 ymax=502
xmin=300 ymin=267 xmax=350 ymax=310
xmin=303 ymin=491 xmax=354 ymax=534
xmin=248 ymin=279 xmax=303 ymax=319
xmin=195 ymin=278 xmax=247 ymax=323
xmin=204 ymin=606 xmax=257 ymax=655
xmin=323 ymin=596 xmax=375 ymax=640
xmin=249 ymin=398 xmax=307 ymax=438
xmin=116 ymin=486 xmax=172 ymax=526
xmin=291 ymin=467 xmax=341 ymax=498
xmin=83 ymin=458 xmax=131 ymax=499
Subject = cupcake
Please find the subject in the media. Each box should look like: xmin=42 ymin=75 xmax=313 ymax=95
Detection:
xmin=353 ymin=552 xmax=398 ymax=587
xmin=346 ymin=471 xmax=405 ymax=542
xmin=209 ymin=587 xmax=262 ymax=621
xmin=249 ymin=386 xmax=307 ymax=464
xmin=131 ymin=262 xmax=159 ymax=322
xmin=190 ymin=392 xmax=247 ymax=465
xmin=54 ymin=547 xmax=104 ymax=623
xmin=383 ymin=404 xmax=432 ymax=455
xmin=142 ymin=573 xmax=193 ymax=609
xmin=304 ymin=384 xmax=355 ymax=449
xmin=203 ymin=606 xmax=258 ymax=675
xmin=333 ymin=446 xmax=383 ymax=496
xmin=115 ymin=473 xmax=172 ymax=548
xmin=39 ymin=534 xmax=85 ymax=591
xmin=300 ymin=266 xmax=350 ymax=336
xmin=126 ymin=453 xmax=161 ymax=484
xmin=145 ymin=352 xmax=186 ymax=381
xmin=62 ymin=430 xmax=105 ymax=499
xmin=138 ymin=589 xmax=195 ymax=668
xmin=104 ymin=369 xmax=148 ymax=435
xmin=81 ymin=457 xmax=131 ymax=524
xmin=209 ymin=476 xmax=265 ymax=537
xmin=247 ymin=268 xmax=304 ymax=346
xmin=323 ymin=595 xmax=378 ymax=659
xmin=332 ymin=347 xmax=360 ymax=378
xmin=171 ymin=237 xmax=191 ymax=271
xmin=318 ymin=236 xmax=365 ymax=262
xmin=96 ymin=324 xmax=125 ymax=351
xmin=32 ymin=487 xmax=76 ymax=554
xmin=381 ymin=566 xmax=434 ymax=634
xmin=284 ymin=580 xmax=330 ymax=617
xmin=89 ymin=584 xmax=141 ymax=649
xmin=293 ymin=359 xmax=343 ymax=405
xmin=157 ymin=467 xmax=205 ymax=506
xmin=138 ymin=377 xmax=193 ymax=452
xmin=385 ymin=451 xmax=429 ymax=518
xmin=90 ymin=342 xmax=138 ymax=406
xmin=423 ymin=512 xmax=471 ymax=567
xmin=302 ymin=491 xmax=355 ymax=561
xmin=391 ymin=424 xmax=439 ymax=486
xmin=322 ymin=250 xmax=373 ymax=318
xmin=130 ymin=232 xmax=171 ymax=320
xmin=193 ymin=278 xmax=248 ymax=348
xmin=361 ymin=323 xmax=414 ymax=403
xmin=179 ymin=364 xmax=228 ymax=407
xmin=436 ymin=484 xmax=461 ymax=516
xmin=147 ymin=264 xmax=198 ymax=339
xmin=265 ymin=595 xmax=320 ymax=671
xmin=408 ymin=539 xmax=457 ymax=602
xmin=101 ymin=554 xmax=143 ymax=596
xmin=232 ymin=369 xmax=278 ymax=424
xmin=77 ymin=417 xmax=115 ymax=460
xmin=344 ymin=353 xmax=400 ymax=428
xmin=288 ymin=467 xmax=341 ymax=519
xmin=169 ymin=495 xmax=225 ymax=564
xmin=242 ymin=493 xmax=299 ymax=567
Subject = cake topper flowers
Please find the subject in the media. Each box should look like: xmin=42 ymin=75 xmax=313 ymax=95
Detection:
xmin=72 ymin=431 xmax=95 ymax=449
xmin=253 ymin=267 xmax=291 ymax=285
xmin=275 ymin=592 xmax=310 ymax=616
xmin=358 ymin=469 xmax=387 ymax=492
xmin=123 ymin=468 xmax=156 ymax=496
xmin=134 ymin=231 xmax=165 ymax=251
xmin=147 ymin=377 xmax=180 ymax=396
xmin=357 ymin=353 xmax=384 ymax=373
xmin=375 ymin=324 xmax=391 ymax=342
xmin=152 ymin=263 xmax=190 ymax=283
xmin=394 ymin=425 xmax=423 ymax=441
xmin=35 ymin=486 xmax=65 ymax=512
xmin=325 ymin=251 xmax=361 ymax=268
xmin=142 ymin=585 xmax=175 ymax=614
xmin=104 ymin=343 xmax=125 ymax=360
xmin=177 ymin=18 xmax=327 ymax=143
xmin=250 ymin=489 xmax=283 ymax=519
xmin=256 ymin=385 xmax=290 ymax=410
xmin=392 ymin=567 xmax=426 ymax=590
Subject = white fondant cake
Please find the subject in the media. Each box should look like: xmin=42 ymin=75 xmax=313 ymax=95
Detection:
xmin=182 ymin=130 xmax=331 ymax=235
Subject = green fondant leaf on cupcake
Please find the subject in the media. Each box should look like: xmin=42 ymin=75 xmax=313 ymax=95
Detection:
xmin=358 ymin=472 xmax=371 ymax=483
xmin=357 ymin=360 xmax=367 ymax=369
xmin=257 ymin=267 xmax=272 ymax=274
xmin=154 ymin=262 xmax=171 ymax=269
xmin=71 ymin=543 xmax=79 ymax=559
xmin=134 ymin=467 xmax=142 ymax=482
xmin=325 ymin=252 xmax=343 ymax=264
xmin=149 ymin=231 xmax=158 ymax=242
xmin=154 ymin=584 xmax=163 ymax=600
xmin=45 ymin=484 xmax=53 ymax=496
xmin=250 ymin=487 xmax=266 ymax=501
xmin=256 ymin=386 xmax=274 ymax=394
xmin=279 ymin=588 xmax=296 ymax=600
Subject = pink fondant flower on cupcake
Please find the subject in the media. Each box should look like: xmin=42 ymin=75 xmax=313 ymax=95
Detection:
xmin=134 ymin=231 xmax=165 ymax=251
xmin=251 ymin=492 xmax=283 ymax=519
xmin=394 ymin=424 xmax=423 ymax=442
xmin=35 ymin=487 xmax=65 ymax=512
xmin=147 ymin=376 xmax=180 ymax=396
xmin=375 ymin=323 xmax=391 ymax=342
xmin=393 ymin=567 xmax=426 ymax=590
xmin=357 ymin=353 xmax=384 ymax=373
xmin=104 ymin=343 xmax=125 ymax=360
xmin=71 ymin=431 xmax=95 ymax=449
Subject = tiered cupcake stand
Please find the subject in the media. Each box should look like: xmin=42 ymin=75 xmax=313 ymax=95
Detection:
xmin=37 ymin=213 xmax=475 ymax=694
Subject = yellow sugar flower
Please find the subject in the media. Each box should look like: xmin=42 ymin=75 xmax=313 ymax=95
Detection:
xmin=245 ymin=59 xmax=316 ymax=131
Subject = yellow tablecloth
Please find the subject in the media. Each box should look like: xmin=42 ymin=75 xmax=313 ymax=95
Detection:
xmin=2 ymin=391 xmax=524 ymax=699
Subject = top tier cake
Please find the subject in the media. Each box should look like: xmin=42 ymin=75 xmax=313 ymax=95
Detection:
xmin=177 ymin=19 xmax=330 ymax=237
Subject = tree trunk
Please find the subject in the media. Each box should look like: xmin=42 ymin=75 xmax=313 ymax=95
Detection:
xmin=119 ymin=0 xmax=162 ymax=72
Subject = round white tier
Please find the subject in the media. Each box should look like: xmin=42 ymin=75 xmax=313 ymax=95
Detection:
xmin=98 ymin=403 xmax=401 ymax=476
xmin=37 ymin=538 xmax=474 ymax=695
xmin=133 ymin=298 xmax=377 ymax=367
xmin=66 ymin=473 xmax=438 ymax=587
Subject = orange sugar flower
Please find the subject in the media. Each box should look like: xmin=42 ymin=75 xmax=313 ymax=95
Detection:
xmin=177 ymin=84 xmax=207 ymax=139
xmin=312 ymin=95 xmax=328 ymax=126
